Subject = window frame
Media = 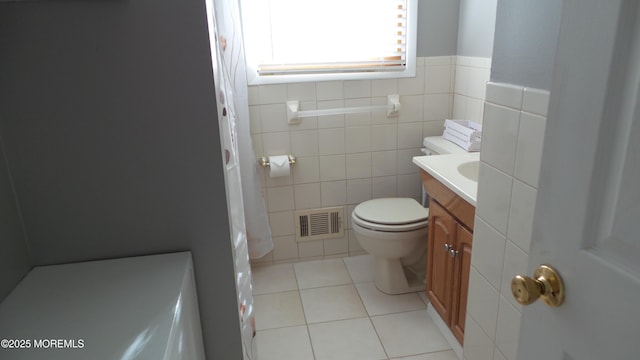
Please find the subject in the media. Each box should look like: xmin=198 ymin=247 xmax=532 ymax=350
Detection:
xmin=239 ymin=0 xmax=418 ymax=85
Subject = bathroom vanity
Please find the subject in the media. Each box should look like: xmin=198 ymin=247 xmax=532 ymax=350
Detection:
xmin=413 ymin=153 xmax=479 ymax=346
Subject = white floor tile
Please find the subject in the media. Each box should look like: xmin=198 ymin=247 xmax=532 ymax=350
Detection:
xmin=391 ymin=350 xmax=459 ymax=360
xmin=293 ymin=258 xmax=353 ymax=289
xmin=418 ymin=291 xmax=430 ymax=305
xmin=252 ymin=263 xmax=298 ymax=295
xmin=255 ymin=325 xmax=315 ymax=360
xmin=254 ymin=258 xmax=458 ymax=360
xmin=343 ymin=254 xmax=375 ymax=283
xmin=372 ymin=310 xmax=451 ymax=358
xmin=356 ymin=282 xmax=426 ymax=316
xmin=300 ymin=284 xmax=368 ymax=323
xmin=253 ymin=291 xmax=306 ymax=330
xmin=308 ymin=318 xmax=387 ymax=360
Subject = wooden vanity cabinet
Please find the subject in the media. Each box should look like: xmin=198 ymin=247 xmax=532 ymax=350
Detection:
xmin=426 ymin=201 xmax=456 ymax=328
xmin=421 ymin=170 xmax=475 ymax=345
xmin=450 ymin=224 xmax=472 ymax=343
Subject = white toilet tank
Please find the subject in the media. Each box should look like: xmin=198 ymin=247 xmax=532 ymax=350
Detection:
xmin=420 ymin=136 xmax=467 ymax=206
xmin=0 ymin=252 xmax=205 ymax=360
xmin=422 ymin=135 xmax=467 ymax=155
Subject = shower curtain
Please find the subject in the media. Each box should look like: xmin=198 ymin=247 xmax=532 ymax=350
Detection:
xmin=208 ymin=0 xmax=273 ymax=260
xmin=205 ymin=0 xmax=273 ymax=358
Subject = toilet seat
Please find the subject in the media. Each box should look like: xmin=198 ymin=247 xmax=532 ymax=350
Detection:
xmin=352 ymin=198 xmax=429 ymax=232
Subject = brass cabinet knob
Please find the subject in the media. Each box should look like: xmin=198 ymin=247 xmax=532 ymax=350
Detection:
xmin=511 ymin=264 xmax=565 ymax=307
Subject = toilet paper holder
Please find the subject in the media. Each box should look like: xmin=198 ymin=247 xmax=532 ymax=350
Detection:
xmin=258 ymin=155 xmax=296 ymax=167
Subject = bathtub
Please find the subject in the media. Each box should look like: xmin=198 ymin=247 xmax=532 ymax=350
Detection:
xmin=0 ymin=252 xmax=205 ymax=360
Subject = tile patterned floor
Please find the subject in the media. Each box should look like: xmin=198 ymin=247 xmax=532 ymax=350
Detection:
xmin=252 ymin=255 xmax=458 ymax=360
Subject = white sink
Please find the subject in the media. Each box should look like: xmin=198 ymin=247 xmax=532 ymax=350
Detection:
xmin=457 ymin=160 xmax=480 ymax=182
xmin=412 ymin=152 xmax=480 ymax=206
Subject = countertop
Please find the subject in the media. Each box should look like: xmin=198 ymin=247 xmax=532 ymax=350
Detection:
xmin=413 ymin=152 xmax=480 ymax=206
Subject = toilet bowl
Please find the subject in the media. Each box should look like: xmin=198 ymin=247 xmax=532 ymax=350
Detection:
xmin=352 ymin=198 xmax=429 ymax=295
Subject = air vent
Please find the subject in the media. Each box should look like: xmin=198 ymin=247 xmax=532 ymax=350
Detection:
xmin=294 ymin=206 xmax=344 ymax=242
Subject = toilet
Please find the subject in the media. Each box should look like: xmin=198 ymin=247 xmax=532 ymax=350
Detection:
xmin=352 ymin=136 xmax=466 ymax=295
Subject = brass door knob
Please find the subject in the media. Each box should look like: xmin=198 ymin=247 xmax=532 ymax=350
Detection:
xmin=511 ymin=264 xmax=565 ymax=307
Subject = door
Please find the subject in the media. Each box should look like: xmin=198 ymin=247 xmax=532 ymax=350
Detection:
xmin=517 ymin=1 xmax=640 ymax=359
xmin=427 ymin=200 xmax=455 ymax=324
xmin=451 ymin=224 xmax=472 ymax=344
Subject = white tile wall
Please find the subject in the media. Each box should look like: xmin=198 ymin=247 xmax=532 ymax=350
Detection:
xmin=493 ymin=349 xmax=508 ymax=360
xmin=319 ymin=155 xmax=345 ymax=181
xmin=320 ymin=181 xmax=346 ymax=207
xmin=485 ymin=82 xmax=523 ymax=110
xmin=324 ymin=235 xmax=348 ymax=255
xmin=292 ymin=156 xmax=320 ymax=184
xmin=251 ymin=56 xmax=492 ymax=265
xmin=266 ymin=186 xmax=294 ymax=212
xmin=372 ymin=176 xmax=397 ymax=198
xmin=316 ymin=81 xmax=344 ymax=101
xmin=506 ymin=180 xmax=537 ymax=252
xmin=481 ymin=104 xmax=520 ymax=174
xmin=346 ymin=178 xmax=372 ymax=205
xmin=469 ymin=218 xmax=505 ymax=290
xmin=294 ymin=183 xmax=321 ymax=210
xmin=514 ymin=112 xmax=547 ymax=187
xmin=372 ymin=151 xmax=397 ymax=177
xmin=250 ymin=56 xmax=458 ymax=264
xmin=476 ymin=163 xmax=513 ymax=235
xmin=298 ymin=240 xmax=324 ymax=259
xmin=397 ymin=173 xmax=422 ymax=199
xmin=464 ymin=83 xmax=550 ymax=360
xmin=495 ymin=296 xmax=521 ymax=360
xmin=346 ymin=153 xmax=371 ymax=179
xmin=268 ymin=211 xmax=294 ymax=237
xmin=464 ymin=316 xmax=495 ymax=360
xmin=372 ymin=125 xmax=398 ymax=151
xmin=291 ymin=130 xmax=319 ymax=157
xmin=521 ymin=87 xmax=550 ymax=116
xmin=452 ymin=57 xmax=492 ymax=123
xmin=258 ymin=84 xmax=288 ymax=105
xmin=344 ymin=80 xmax=372 ymax=99
xmin=423 ymin=93 xmax=451 ymax=121
xmin=467 ymin=268 xmax=500 ymax=340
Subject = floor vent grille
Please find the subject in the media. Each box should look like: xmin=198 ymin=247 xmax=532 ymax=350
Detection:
xmin=295 ymin=207 xmax=344 ymax=242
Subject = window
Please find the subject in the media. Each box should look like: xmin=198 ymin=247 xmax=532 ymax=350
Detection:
xmin=239 ymin=0 xmax=418 ymax=85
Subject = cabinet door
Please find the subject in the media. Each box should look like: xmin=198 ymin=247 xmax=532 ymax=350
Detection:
xmin=426 ymin=200 xmax=456 ymax=324
xmin=451 ymin=224 xmax=473 ymax=344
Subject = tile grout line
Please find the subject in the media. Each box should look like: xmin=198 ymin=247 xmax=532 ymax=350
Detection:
xmin=256 ymin=257 xmax=456 ymax=359
xmin=292 ymin=263 xmax=318 ymax=360
xmin=343 ymin=257 xmax=390 ymax=360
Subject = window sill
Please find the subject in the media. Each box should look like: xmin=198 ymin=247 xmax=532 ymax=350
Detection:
xmin=246 ymin=66 xmax=417 ymax=86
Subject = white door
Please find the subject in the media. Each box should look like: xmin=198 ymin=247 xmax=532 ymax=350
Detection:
xmin=517 ymin=1 xmax=640 ymax=359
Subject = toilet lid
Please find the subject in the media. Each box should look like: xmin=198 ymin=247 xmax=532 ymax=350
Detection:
xmin=353 ymin=198 xmax=429 ymax=225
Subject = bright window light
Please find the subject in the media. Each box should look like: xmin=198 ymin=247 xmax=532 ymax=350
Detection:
xmin=240 ymin=0 xmax=418 ymax=84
